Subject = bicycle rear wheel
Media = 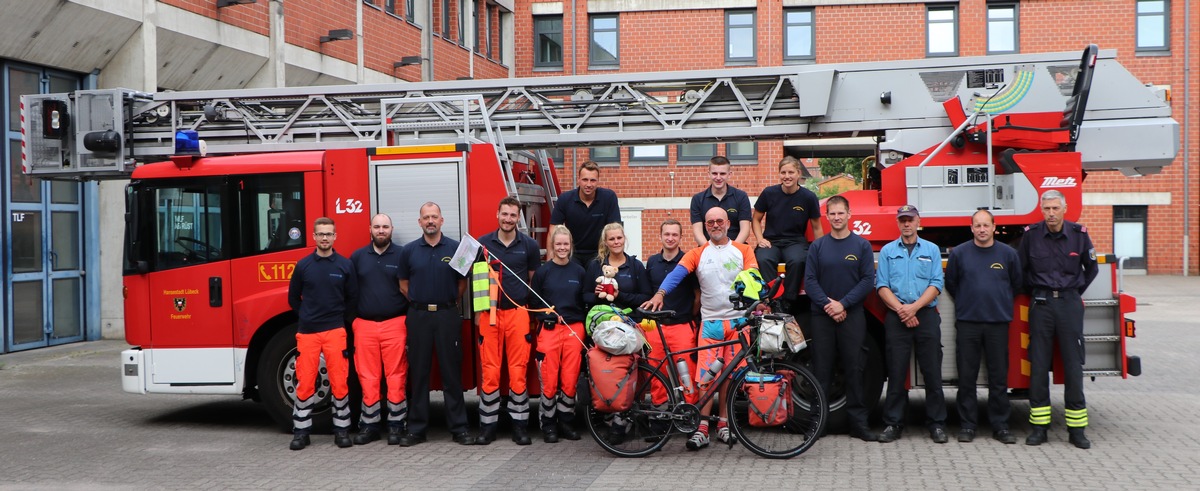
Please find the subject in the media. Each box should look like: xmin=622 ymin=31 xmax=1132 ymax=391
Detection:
xmin=727 ymin=359 xmax=828 ymax=459
xmin=584 ymin=361 xmax=677 ymax=458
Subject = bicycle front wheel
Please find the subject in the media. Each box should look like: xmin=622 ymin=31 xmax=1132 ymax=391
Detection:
xmin=584 ymin=360 xmax=677 ymax=458
xmin=727 ymin=359 xmax=828 ymax=459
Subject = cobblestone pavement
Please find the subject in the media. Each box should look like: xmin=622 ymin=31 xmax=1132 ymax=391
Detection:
xmin=1 ymin=276 xmax=1197 ymax=490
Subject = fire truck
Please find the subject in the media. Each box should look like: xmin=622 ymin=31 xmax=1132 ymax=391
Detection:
xmin=22 ymin=45 xmax=1175 ymax=430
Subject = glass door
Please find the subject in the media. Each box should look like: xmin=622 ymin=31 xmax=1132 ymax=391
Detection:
xmin=5 ymin=64 xmax=84 ymax=352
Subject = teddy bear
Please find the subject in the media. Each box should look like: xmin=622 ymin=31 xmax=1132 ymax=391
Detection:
xmin=595 ymin=264 xmax=619 ymax=302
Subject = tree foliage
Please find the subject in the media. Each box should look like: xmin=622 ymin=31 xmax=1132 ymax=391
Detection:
xmin=818 ymin=157 xmax=863 ymax=183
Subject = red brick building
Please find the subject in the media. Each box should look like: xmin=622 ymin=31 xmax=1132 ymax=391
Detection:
xmin=510 ymin=0 xmax=1197 ymax=274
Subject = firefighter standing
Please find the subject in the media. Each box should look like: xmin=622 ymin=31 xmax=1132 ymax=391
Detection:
xmin=804 ymin=195 xmax=878 ymax=442
xmin=475 ymin=197 xmax=542 ymax=445
xmin=530 ymin=225 xmax=587 ymax=443
xmin=348 ymin=213 xmax=410 ymax=445
xmin=286 ymin=217 xmax=359 ymax=450
xmin=1016 ymin=190 xmax=1098 ymax=449
xmin=397 ymin=202 xmax=474 ymax=446
xmin=876 ymin=204 xmax=949 ymax=444
xmin=690 ymin=156 xmax=752 ymax=246
xmin=945 ymin=210 xmax=1022 ymax=444
xmin=644 ymin=219 xmax=699 ymax=407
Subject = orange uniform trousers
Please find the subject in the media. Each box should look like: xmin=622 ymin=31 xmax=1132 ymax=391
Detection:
xmin=477 ymin=308 xmax=532 ymax=428
xmin=535 ymin=321 xmax=586 ymax=422
xmin=294 ymin=329 xmax=351 ymax=434
xmin=352 ymin=316 xmax=408 ymax=429
xmin=647 ymin=322 xmax=699 ymax=405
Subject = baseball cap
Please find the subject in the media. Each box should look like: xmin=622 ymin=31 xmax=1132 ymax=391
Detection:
xmin=897 ymin=205 xmax=920 ymax=218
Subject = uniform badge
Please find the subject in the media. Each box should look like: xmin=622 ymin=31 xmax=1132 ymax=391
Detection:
xmin=1089 ymin=248 xmax=1096 ymax=261
xmin=990 ymin=263 xmax=1004 ymax=269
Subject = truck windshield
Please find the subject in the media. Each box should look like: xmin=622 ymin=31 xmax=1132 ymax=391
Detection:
xmin=124 ymin=177 xmax=227 ymax=273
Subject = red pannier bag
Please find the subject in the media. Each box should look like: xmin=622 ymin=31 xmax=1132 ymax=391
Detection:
xmin=587 ymin=346 xmax=639 ymax=412
xmin=743 ymin=372 xmax=791 ymax=427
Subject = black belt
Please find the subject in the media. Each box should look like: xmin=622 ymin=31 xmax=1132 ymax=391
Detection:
xmin=411 ymin=303 xmax=456 ymax=312
xmin=1032 ymin=288 xmax=1075 ymax=299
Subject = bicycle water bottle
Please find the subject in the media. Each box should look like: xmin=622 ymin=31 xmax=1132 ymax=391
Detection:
xmin=698 ymin=359 xmax=724 ymax=385
xmin=676 ymin=359 xmax=694 ymax=395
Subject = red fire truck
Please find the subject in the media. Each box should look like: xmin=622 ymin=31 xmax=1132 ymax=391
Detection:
xmin=22 ymin=46 xmax=1175 ymax=429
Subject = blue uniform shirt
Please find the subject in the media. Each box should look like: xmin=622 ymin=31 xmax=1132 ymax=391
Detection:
xmin=753 ymin=184 xmax=821 ymax=241
xmin=550 ymin=187 xmax=621 ymax=257
xmin=350 ymin=242 xmax=408 ymax=320
xmin=398 ymin=235 xmax=465 ymax=305
xmin=645 ymin=250 xmax=696 ymax=325
xmin=1016 ymin=220 xmax=1098 ymax=294
xmin=804 ymin=233 xmax=876 ymax=312
xmin=945 ymin=240 xmax=1022 ymax=323
xmin=690 ymin=185 xmax=752 ymax=241
xmin=876 ymin=237 xmax=944 ymax=306
xmin=289 ymin=250 xmax=358 ymax=334
xmin=531 ymin=260 xmax=587 ymax=323
xmin=479 ymin=230 xmax=541 ymax=308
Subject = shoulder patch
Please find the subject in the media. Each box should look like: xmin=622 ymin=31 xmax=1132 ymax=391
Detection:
xmin=1078 ymin=224 xmax=1088 ymax=233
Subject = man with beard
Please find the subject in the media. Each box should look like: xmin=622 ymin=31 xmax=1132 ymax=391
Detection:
xmin=475 ymin=197 xmax=542 ymax=445
xmin=396 ymin=202 xmax=474 ymax=446
xmin=550 ymin=161 xmax=622 ymax=265
xmin=348 ymin=214 xmax=410 ymax=445
xmin=287 ymin=217 xmax=358 ymax=450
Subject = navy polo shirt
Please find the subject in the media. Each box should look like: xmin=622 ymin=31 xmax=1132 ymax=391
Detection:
xmin=480 ymin=230 xmax=541 ymax=308
xmin=803 ymin=233 xmax=875 ymax=313
xmin=531 ymin=260 xmax=587 ymax=323
xmin=288 ymin=250 xmax=358 ymax=334
xmin=398 ymin=235 xmax=465 ymax=305
xmin=583 ymin=253 xmax=653 ymax=311
xmin=1017 ymin=220 xmax=1098 ymax=294
xmin=550 ymin=187 xmax=621 ymax=257
xmin=946 ymin=240 xmax=1022 ymax=323
xmin=350 ymin=242 xmax=408 ymax=320
xmin=690 ymin=185 xmax=752 ymax=241
xmin=645 ymin=250 xmax=696 ymax=325
xmin=753 ymin=184 xmax=821 ymax=241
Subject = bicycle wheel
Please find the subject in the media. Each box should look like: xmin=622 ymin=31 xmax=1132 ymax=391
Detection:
xmin=727 ymin=359 xmax=828 ymax=459
xmin=584 ymin=360 xmax=678 ymax=458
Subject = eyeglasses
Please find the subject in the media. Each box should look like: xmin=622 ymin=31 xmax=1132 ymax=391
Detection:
xmin=313 ymin=232 xmax=335 ymax=238
xmin=705 ymin=219 xmax=727 ymax=226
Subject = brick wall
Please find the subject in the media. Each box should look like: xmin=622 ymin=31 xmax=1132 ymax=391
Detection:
xmin=512 ymin=0 xmax=1197 ymax=274
xmin=162 ymin=0 xmax=506 ymax=82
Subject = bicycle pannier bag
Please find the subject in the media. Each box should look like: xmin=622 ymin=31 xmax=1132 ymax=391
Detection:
xmin=587 ymin=346 xmax=639 ymax=412
xmin=743 ymin=372 xmax=791 ymax=427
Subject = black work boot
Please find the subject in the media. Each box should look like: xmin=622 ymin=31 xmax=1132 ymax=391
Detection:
xmin=387 ymin=425 xmax=405 ymax=445
xmin=542 ymin=420 xmax=559 ymax=443
xmin=1025 ymin=425 xmax=1049 ymax=446
xmin=474 ymin=425 xmax=497 ymax=445
xmin=512 ymin=425 xmax=532 ymax=445
xmin=558 ymin=421 xmax=581 ymax=441
xmin=1068 ymin=427 xmax=1091 ymax=449
xmin=353 ymin=427 xmax=381 ymax=445
xmin=334 ymin=429 xmax=353 ymax=448
xmin=289 ymin=434 xmax=310 ymax=451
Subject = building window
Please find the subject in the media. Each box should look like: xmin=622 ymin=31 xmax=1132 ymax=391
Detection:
xmin=783 ymin=8 xmax=815 ymax=62
xmin=726 ymin=142 xmax=756 ymax=163
xmin=725 ymin=10 xmax=756 ymax=64
xmin=1136 ymin=0 xmax=1169 ymax=52
xmin=926 ymin=5 xmax=958 ymax=57
xmin=441 ymin=0 xmax=451 ymax=37
xmin=406 ymin=0 xmax=415 ymax=22
xmin=630 ymin=145 xmax=667 ymax=165
xmin=678 ymin=143 xmax=717 ymax=164
xmin=459 ymin=0 xmax=468 ymax=47
xmin=485 ymin=4 xmax=493 ymax=58
xmin=498 ymin=11 xmax=506 ymax=62
xmin=472 ymin=0 xmax=481 ymax=52
xmin=591 ymin=146 xmax=620 ymax=165
xmin=590 ymin=14 xmax=619 ymax=67
xmin=986 ymin=3 xmax=1018 ymax=54
xmin=534 ymin=15 xmax=564 ymax=68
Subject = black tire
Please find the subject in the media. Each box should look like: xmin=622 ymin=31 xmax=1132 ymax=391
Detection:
xmin=727 ymin=359 xmax=828 ymax=459
xmin=584 ymin=360 xmax=677 ymax=458
xmin=257 ymin=326 xmax=362 ymax=433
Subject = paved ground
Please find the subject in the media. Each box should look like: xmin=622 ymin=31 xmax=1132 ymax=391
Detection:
xmin=1 ymin=275 xmax=1198 ymax=490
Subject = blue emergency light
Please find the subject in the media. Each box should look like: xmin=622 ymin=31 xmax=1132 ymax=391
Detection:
xmin=174 ymin=130 xmax=207 ymax=156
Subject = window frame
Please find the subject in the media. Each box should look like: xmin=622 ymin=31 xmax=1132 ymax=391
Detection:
xmin=459 ymin=0 xmax=468 ymax=47
xmin=629 ymin=145 xmax=668 ymax=166
xmin=533 ymin=14 xmax=565 ymax=69
xmin=783 ymin=7 xmax=815 ymax=63
xmin=986 ymin=2 xmax=1019 ymax=55
xmin=725 ymin=9 xmax=757 ymax=65
xmin=590 ymin=146 xmax=621 ymax=166
xmin=925 ymin=4 xmax=959 ymax=58
xmin=725 ymin=142 xmax=757 ymax=164
xmin=440 ymin=0 xmax=451 ymax=38
xmin=677 ymin=143 xmax=718 ymax=165
xmin=1135 ymin=0 xmax=1170 ymax=53
xmin=589 ymin=14 xmax=620 ymax=68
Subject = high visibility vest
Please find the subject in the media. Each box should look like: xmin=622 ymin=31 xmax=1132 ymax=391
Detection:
xmin=471 ymin=261 xmax=493 ymax=313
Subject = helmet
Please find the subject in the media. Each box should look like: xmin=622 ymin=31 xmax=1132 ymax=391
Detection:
xmin=731 ymin=268 xmax=767 ymax=303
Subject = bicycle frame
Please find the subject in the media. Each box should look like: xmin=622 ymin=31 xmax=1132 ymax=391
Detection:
xmin=644 ymin=317 xmax=765 ymax=420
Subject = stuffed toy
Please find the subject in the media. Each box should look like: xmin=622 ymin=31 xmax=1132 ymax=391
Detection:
xmin=595 ymin=264 xmax=619 ymax=302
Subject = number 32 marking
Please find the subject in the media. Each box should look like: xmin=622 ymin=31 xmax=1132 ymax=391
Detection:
xmin=852 ymin=220 xmax=872 ymax=236
xmin=335 ymin=198 xmax=363 ymax=214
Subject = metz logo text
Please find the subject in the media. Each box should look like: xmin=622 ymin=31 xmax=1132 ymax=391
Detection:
xmin=1041 ymin=176 xmax=1077 ymax=188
